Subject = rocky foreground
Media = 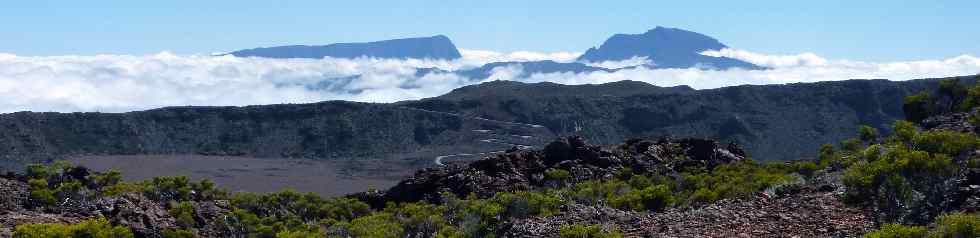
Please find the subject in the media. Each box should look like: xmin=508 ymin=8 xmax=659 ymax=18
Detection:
xmin=3 ymin=116 xmax=980 ymax=237
xmin=375 ymin=137 xmax=747 ymax=204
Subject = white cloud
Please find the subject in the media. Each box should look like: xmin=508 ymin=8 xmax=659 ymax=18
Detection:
xmin=582 ymin=56 xmax=653 ymax=69
xmin=520 ymin=54 xmax=980 ymax=89
xmin=458 ymin=49 xmax=581 ymax=64
xmin=701 ymin=48 xmax=828 ymax=67
xmin=0 ymin=49 xmax=978 ymax=113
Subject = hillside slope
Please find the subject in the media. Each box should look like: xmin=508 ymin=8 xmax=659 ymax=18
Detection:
xmin=403 ymin=78 xmax=946 ymax=160
xmin=0 ymin=77 xmax=963 ymax=173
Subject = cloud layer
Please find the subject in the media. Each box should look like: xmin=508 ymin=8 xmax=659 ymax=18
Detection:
xmin=0 ymin=49 xmax=978 ymax=113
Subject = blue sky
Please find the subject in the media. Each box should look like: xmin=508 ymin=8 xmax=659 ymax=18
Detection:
xmin=1 ymin=0 xmax=977 ymax=61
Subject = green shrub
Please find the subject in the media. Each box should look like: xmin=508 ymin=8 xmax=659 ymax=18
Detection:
xmin=223 ymin=209 xmax=264 ymax=236
xmin=860 ymin=125 xmax=880 ymax=142
xmin=864 ymin=144 xmax=884 ymax=162
xmin=893 ymin=121 xmax=919 ymax=143
xmin=777 ymin=160 xmax=821 ymax=178
xmin=13 ymin=217 xmax=134 ymax=238
xmin=28 ymin=178 xmax=56 ymax=207
xmin=939 ymin=79 xmax=968 ymax=110
xmin=863 ymin=212 xmax=980 ymax=238
xmin=53 ymin=181 xmax=85 ymax=204
xmin=843 ymin=145 xmax=957 ymax=205
xmin=102 ymin=183 xmax=146 ymax=197
xmin=911 ymin=130 xmax=978 ymax=156
xmin=25 ymin=161 xmax=72 ymax=181
xmin=188 ymin=179 xmax=226 ymax=201
xmin=144 ymin=176 xmax=193 ymax=201
xmin=569 ymin=180 xmax=630 ymax=206
xmin=378 ymin=202 xmax=451 ymax=236
xmin=226 ymin=190 xmax=372 ymax=237
xmin=614 ymin=168 xmax=635 ymax=181
xmin=440 ymin=191 xmax=563 ymax=236
xmin=863 ymin=224 xmax=927 ymax=238
xmin=558 ymin=224 xmax=624 ymax=238
xmin=904 ymin=91 xmax=934 ymax=123
xmin=170 ymin=201 xmax=196 ymax=228
xmin=817 ymin=143 xmax=844 ymax=168
xmin=231 ymin=190 xmax=370 ymax=223
xmin=331 ymin=213 xmax=404 ymax=238
xmin=545 ymin=169 xmax=571 ymax=180
xmin=928 ymin=212 xmax=980 ymax=238
xmin=966 ymin=158 xmax=980 ymax=169
xmin=162 ymin=229 xmax=195 ymax=238
xmin=841 ymin=138 xmax=865 ymax=153
xmin=491 ymin=191 xmax=565 ymax=218
xmin=958 ymin=84 xmax=980 ymax=111
xmin=569 ymin=160 xmax=789 ymax=209
xmin=90 ymin=169 xmax=123 ymax=188
xmin=274 ymin=229 xmax=322 ymax=238
xmin=680 ymin=161 xmax=791 ymax=205
xmin=433 ymin=226 xmax=465 ymax=238
xmin=608 ymin=184 xmax=674 ymax=212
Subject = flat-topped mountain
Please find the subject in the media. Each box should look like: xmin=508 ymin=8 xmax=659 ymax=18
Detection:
xmin=577 ymin=27 xmax=764 ymax=70
xmin=226 ymin=35 xmax=462 ymax=60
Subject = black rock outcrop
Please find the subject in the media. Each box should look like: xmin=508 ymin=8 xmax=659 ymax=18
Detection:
xmin=379 ymin=136 xmax=745 ymax=205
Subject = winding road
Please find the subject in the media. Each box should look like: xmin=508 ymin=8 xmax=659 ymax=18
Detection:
xmin=398 ymin=106 xmax=548 ymax=166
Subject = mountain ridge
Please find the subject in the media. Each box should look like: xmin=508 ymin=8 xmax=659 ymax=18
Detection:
xmin=226 ymin=35 xmax=463 ymax=60
xmin=1 ymin=76 xmax=969 ymax=174
xmin=577 ymin=26 xmax=764 ymax=70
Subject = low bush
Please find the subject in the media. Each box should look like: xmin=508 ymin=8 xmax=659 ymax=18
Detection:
xmin=162 ymin=229 xmax=195 ymax=238
xmin=13 ymin=217 xmax=134 ymax=238
xmin=928 ymin=212 xmax=980 ymax=238
xmin=170 ymin=201 xmax=196 ymax=228
xmin=863 ymin=224 xmax=928 ymax=238
xmin=680 ymin=161 xmax=791 ymax=205
xmin=911 ymin=130 xmax=978 ymax=156
xmin=904 ymin=91 xmax=934 ymax=123
xmin=843 ymin=145 xmax=957 ymax=205
xmin=558 ymin=224 xmax=624 ymax=238
xmin=860 ymin=125 xmax=880 ymax=142
xmin=608 ymin=184 xmax=674 ymax=212
xmin=862 ymin=212 xmax=980 ymax=238
xmin=28 ymin=178 xmax=56 ymax=207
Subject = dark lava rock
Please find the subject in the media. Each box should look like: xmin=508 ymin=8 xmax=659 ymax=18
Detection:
xmin=380 ymin=136 xmax=746 ymax=204
xmin=0 ymin=178 xmax=29 ymax=212
xmin=921 ymin=110 xmax=976 ymax=133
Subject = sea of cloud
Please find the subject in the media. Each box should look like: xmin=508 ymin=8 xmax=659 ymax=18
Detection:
xmin=0 ymin=49 xmax=978 ymax=113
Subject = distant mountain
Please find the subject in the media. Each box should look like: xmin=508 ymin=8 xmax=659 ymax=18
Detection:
xmin=227 ymin=35 xmax=462 ymax=60
xmin=578 ymin=27 xmax=764 ymax=70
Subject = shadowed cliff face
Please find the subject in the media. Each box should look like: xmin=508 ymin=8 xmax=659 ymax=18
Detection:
xmin=402 ymin=78 xmax=946 ymax=161
xmin=0 ymin=101 xmax=467 ymax=169
xmin=0 ymin=77 xmax=951 ymax=172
